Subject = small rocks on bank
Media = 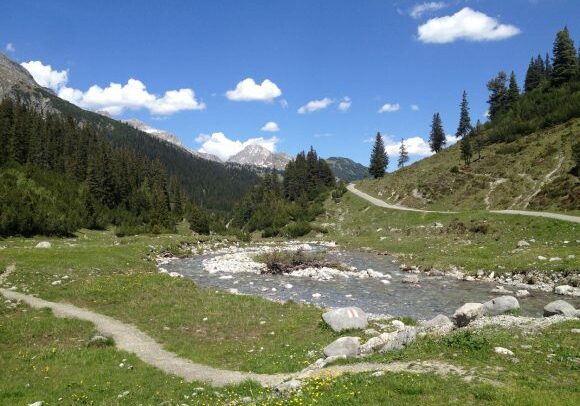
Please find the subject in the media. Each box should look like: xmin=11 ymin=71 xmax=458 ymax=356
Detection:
xmin=554 ymin=285 xmax=580 ymax=297
xmin=543 ymin=300 xmax=580 ymax=317
xmin=322 ymin=307 xmax=368 ymax=332
xmin=419 ymin=314 xmax=455 ymax=336
xmin=360 ymin=327 xmax=417 ymax=354
xmin=323 ymin=337 xmax=360 ymax=358
xmin=483 ymin=296 xmax=520 ymax=316
xmin=453 ymin=303 xmax=486 ymax=327
xmin=515 ymin=289 xmax=530 ymax=298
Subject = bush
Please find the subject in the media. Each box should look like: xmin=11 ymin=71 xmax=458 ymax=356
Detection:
xmin=449 ymin=166 xmax=459 ymax=174
xmin=284 ymin=221 xmax=312 ymax=238
xmin=443 ymin=330 xmax=489 ymax=351
xmin=262 ymin=227 xmax=280 ymax=238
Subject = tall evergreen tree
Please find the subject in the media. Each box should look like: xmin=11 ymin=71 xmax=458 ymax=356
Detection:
xmin=486 ymin=71 xmax=508 ymax=120
xmin=397 ymin=139 xmax=409 ymax=168
xmin=456 ymin=90 xmax=472 ymax=138
xmin=429 ymin=113 xmax=446 ymax=153
xmin=551 ymin=26 xmax=577 ymax=87
xmin=460 ymin=133 xmax=473 ymax=166
xmin=473 ymin=120 xmax=484 ymax=161
xmin=369 ymin=132 xmax=388 ymax=178
xmin=545 ymin=52 xmax=553 ymax=81
xmin=507 ymin=71 xmax=520 ymax=109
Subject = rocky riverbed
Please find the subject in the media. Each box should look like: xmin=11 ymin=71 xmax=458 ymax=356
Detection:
xmin=159 ymin=242 xmax=580 ymax=319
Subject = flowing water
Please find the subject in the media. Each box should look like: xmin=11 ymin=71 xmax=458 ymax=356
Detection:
xmin=164 ymin=247 xmax=578 ymax=320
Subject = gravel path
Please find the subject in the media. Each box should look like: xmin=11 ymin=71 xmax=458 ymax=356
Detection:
xmin=348 ymin=184 xmax=580 ymax=223
xmin=1 ymin=288 xmax=473 ymax=387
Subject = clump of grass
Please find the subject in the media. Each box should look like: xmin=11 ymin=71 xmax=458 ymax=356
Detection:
xmin=443 ymin=330 xmax=489 ymax=351
xmin=86 ymin=334 xmax=115 ymax=348
xmin=254 ymin=249 xmax=346 ymax=274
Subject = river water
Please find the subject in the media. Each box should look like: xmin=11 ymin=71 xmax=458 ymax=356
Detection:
xmin=164 ymin=247 xmax=577 ymax=320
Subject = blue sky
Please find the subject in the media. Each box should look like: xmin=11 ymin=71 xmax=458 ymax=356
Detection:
xmin=2 ymin=0 xmax=578 ymax=167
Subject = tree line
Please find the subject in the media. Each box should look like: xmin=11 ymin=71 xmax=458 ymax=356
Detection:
xmin=0 ymin=99 xmax=198 ymax=236
xmin=368 ymin=26 xmax=579 ymax=176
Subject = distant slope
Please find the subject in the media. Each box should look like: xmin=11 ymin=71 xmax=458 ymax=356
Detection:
xmin=356 ymin=118 xmax=580 ymax=211
xmin=326 ymin=157 xmax=369 ymax=182
xmin=0 ymin=53 xmax=259 ymax=211
xmin=227 ymin=144 xmax=291 ymax=169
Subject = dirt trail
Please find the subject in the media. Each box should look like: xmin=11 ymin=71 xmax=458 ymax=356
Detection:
xmin=348 ymin=183 xmax=580 ymax=224
xmin=1 ymin=288 xmax=472 ymax=387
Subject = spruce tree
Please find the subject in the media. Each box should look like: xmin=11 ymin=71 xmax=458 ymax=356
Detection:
xmin=551 ymin=26 xmax=577 ymax=87
xmin=486 ymin=71 xmax=508 ymax=120
xmin=397 ymin=139 xmax=409 ymax=168
xmin=545 ymin=52 xmax=553 ymax=80
xmin=460 ymin=133 xmax=473 ymax=166
xmin=507 ymin=71 xmax=520 ymax=109
xmin=473 ymin=120 xmax=484 ymax=161
xmin=456 ymin=90 xmax=472 ymax=138
xmin=369 ymin=132 xmax=388 ymax=178
xmin=429 ymin=113 xmax=446 ymax=153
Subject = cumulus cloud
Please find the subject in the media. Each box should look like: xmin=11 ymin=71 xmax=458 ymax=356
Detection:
xmin=417 ymin=8 xmax=521 ymax=44
xmin=378 ymin=103 xmax=400 ymax=113
xmin=261 ymin=121 xmax=280 ymax=132
xmin=337 ymin=97 xmax=351 ymax=112
xmin=225 ymin=78 xmax=282 ymax=102
xmin=21 ymin=61 xmax=68 ymax=91
xmin=298 ymin=97 xmax=333 ymax=114
xmin=5 ymin=42 xmax=15 ymax=52
xmin=195 ymin=132 xmax=279 ymax=161
xmin=22 ymin=60 xmax=205 ymax=116
xmin=411 ymin=104 xmax=420 ymax=111
xmin=410 ymin=2 xmax=447 ymax=19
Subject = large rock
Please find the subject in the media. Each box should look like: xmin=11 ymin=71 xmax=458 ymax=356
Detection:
xmin=543 ymin=300 xmax=579 ymax=317
xmin=360 ymin=327 xmax=416 ymax=354
xmin=483 ymin=296 xmax=520 ymax=316
xmin=323 ymin=337 xmax=360 ymax=358
xmin=555 ymin=285 xmax=580 ymax=297
xmin=453 ymin=303 xmax=485 ymax=327
xmin=322 ymin=307 xmax=368 ymax=332
xmin=420 ymin=314 xmax=455 ymax=335
xmin=35 ymin=241 xmax=51 ymax=249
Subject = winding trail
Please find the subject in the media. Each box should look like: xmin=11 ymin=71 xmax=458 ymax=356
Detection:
xmin=347 ymin=184 xmax=580 ymax=224
xmin=1 ymin=288 xmax=472 ymax=387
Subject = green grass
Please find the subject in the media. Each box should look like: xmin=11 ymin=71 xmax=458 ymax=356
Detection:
xmin=318 ymin=192 xmax=580 ymax=274
xmin=356 ymin=118 xmax=580 ymax=212
xmin=0 ymin=228 xmax=345 ymax=375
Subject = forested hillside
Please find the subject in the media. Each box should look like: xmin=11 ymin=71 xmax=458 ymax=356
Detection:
xmin=0 ymin=53 xmax=260 ymax=212
xmin=358 ymin=27 xmax=580 ymax=212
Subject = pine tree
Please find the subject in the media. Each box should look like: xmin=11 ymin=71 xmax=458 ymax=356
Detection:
xmin=545 ymin=52 xmax=553 ymax=81
xmin=487 ymin=71 xmax=508 ymax=120
xmin=460 ymin=133 xmax=473 ymax=166
xmin=187 ymin=203 xmax=210 ymax=235
xmin=397 ymin=139 xmax=409 ymax=168
xmin=507 ymin=71 xmax=520 ymax=109
xmin=369 ymin=132 xmax=388 ymax=178
xmin=429 ymin=113 xmax=446 ymax=153
xmin=551 ymin=26 xmax=577 ymax=87
xmin=473 ymin=120 xmax=484 ymax=161
xmin=456 ymin=90 xmax=472 ymax=138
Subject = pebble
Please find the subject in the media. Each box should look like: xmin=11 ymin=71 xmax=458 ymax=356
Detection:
xmin=312 ymin=293 xmax=322 ymax=298
xmin=516 ymin=290 xmax=530 ymax=298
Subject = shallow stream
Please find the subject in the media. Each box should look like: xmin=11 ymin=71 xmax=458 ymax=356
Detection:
xmin=164 ymin=246 xmax=578 ymax=319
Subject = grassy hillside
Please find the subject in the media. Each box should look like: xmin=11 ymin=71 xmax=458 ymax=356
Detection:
xmin=357 ymin=118 xmax=579 ymax=212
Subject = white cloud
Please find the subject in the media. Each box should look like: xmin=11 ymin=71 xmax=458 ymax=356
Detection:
xmin=261 ymin=121 xmax=280 ymax=132
xmin=298 ymin=97 xmax=333 ymax=114
xmin=410 ymin=2 xmax=447 ymax=19
xmin=418 ymin=8 xmax=521 ymax=44
xmin=22 ymin=60 xmax=205 ymax=116
xmin=384 ymin=136 xmax=432 ymax=156
xmin=337 ymin=97 xmax=351 ymax=112
xmin=5 ymin=42 xmax=15 ymax=52
xmin=225 ymin=78 xmax=282 ymax=102
xmin=21 ymin=61 xmax=68 ymax=91
xmin=410 ymin=104 xmax=420 ymax=111
xmin=445 ymin=133 xmax=460 ymax=145
xmin=195 ymin=132 xmax=279 ymax=161
xmin=279 ymin=99 xmax=289 ymax=109
xmin=378 ymin=103 xmax=400 ymax=113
